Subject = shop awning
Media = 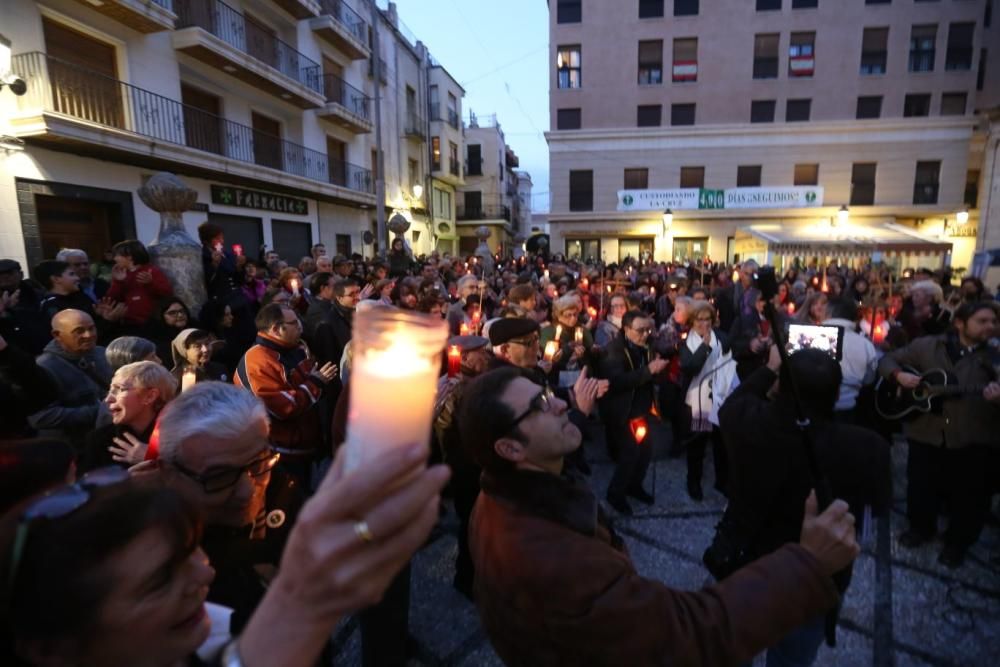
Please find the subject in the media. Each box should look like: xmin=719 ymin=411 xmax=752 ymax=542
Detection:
xmin=736 ymin=222 xmax=953 ymax=256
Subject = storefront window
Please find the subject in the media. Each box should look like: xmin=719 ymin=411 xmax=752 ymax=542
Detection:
xmin=672 ymin=237 xmax=709 ymax=262
xmin=565 ymin=238 xmax=601 ymax=261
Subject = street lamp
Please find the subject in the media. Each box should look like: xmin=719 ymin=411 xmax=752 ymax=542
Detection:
xmin=837 ymin=205 xmax=849 ymax=226
xmin=662 ymin=208 xmax=673 ymax=233
xmin=412 ymin=183 xmax=423 ymax=200
xmin=956 ymin=207 xmax=969 ymax=225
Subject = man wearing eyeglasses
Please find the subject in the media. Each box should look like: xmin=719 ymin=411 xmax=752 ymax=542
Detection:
xmin=236 ymin=303 xmax=338 ymax=489
xmin=596 ymin=309 xmax=668 ymax=515
xmin=459 ymin=366 xmax=861 ymax=667
xmin=152 ymin=381 xmax=293 ymax=634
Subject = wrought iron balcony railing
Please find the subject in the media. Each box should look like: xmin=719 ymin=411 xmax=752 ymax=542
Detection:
xmin=456 ymin=204 xmax=510 ymax=221
xmin=13 ymin=52 xmax=372 ymax=195
xmin=322 ymin=74 xmax=371 ymax=119
xmin=174 ymin=0 xmax=322 ymax=94
xmin=317 ymin=0 xmax=367 ymax=43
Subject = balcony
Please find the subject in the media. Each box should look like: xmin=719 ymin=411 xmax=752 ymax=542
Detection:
xmin=310 ymin=0 xmax=370 ymax=60
xmin=9 ymin=52 xmax=374 ymax=205
xmin=318 ymin=74 xmax=373 ymax=133
xmin=173 ymin=0 xmax=325 ymax=109
xmin=403 ymin=111 xmax=425 ymax=141
xmin=270 ymin=0 xmax=320 ymax=20
xmin=71 ymin=0 xmax=177 ymax=32
xmin=430 ymin=104 xmax=460 ymax=130
xmin=456 ymin=204 xmax=511 ymax=222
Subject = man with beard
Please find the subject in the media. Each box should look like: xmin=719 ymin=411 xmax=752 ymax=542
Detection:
xmin=879 ymin=301 xmax=1000 ymax=567
xmin=28 ymin=309 xmax=112 ymax=448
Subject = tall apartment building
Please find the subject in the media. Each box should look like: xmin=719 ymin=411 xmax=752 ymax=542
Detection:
xmin=546 ymin=0 xmax=1000 ymax=272
xmin=457 ymin=113 xmax=526 ymax=254
xmin=0 ymin=0 xmax=461 ymax=270
xmin=427 ymin=60 xmax=464 ymax=255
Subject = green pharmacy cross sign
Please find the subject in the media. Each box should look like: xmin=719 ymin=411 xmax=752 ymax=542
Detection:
xmin=211 ymin=185 xmax=309 ymax=215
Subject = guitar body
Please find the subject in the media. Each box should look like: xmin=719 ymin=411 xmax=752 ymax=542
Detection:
xmin=874 ymin=367 xmax=952 ymax=420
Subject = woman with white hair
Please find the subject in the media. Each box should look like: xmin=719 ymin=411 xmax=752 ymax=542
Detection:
xmin=79 ymin=360 xmax=177 ymax=472
xmin=540 ymin=293 xmax=594 ymax=386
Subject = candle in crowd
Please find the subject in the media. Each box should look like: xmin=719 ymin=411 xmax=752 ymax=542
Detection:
xmin=290 ymin=278 xmax=300 ymax=297
xmin=343 ymin=309 xmax=447 ymax=471
xmin=554 ymin=324 xmax=563 ymax=341
xmin=181 ymin=369 xmax=197 ymax=393
xmin=232 ymin=244 xmax=243 ymax=256
xmin=447 ymin=345 xmax=461 ymax=378
xmin=787 ymin=302 xmax=796 ymax=315
xmin=543 ymin=340 xmax=559 ymax=363
xmin=459 ymin=322 xmax=470 ymax=336
xmin=574 ymin=327 xmax=584 ymax=344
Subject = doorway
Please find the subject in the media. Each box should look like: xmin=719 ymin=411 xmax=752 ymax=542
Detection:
xmin=16 ymin=179 xmax=136 ymax=272
xmin=208 ymin=213 xmax=264 ymax=260
xmin=272 ymin=220 xmax=313 ymax=262
xmin=251 ymin=112 xmax=283 ymax=170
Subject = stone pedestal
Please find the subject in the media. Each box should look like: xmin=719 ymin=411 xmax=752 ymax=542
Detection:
xmin=474 ymin=225 xmax=495 ymax=275
xmin=388 ymin=213 xmax=414 ymax=256
xmin=512 ymin=233 xmax=527 ymax=260
xmin=139 ymin=173 xmax=207 ymax=314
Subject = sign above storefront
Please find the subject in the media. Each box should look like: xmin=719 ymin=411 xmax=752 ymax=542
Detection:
xmin=211 ymin=185 xmax=308 ymax=215
xmin=617 ymin=186 xmax=824 ymax=212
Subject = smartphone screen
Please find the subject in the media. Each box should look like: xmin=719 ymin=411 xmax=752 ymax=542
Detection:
xmin=785 ymin=323 xmax=845 ymax=361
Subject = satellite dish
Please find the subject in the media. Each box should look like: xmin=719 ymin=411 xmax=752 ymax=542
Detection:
xmin=362 ymin=231 xmax=375 ymax=245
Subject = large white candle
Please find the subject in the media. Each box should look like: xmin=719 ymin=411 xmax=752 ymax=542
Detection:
xmin=343 ymin=309 xmax=447 ymax=471
xmin=181 ymin=369 xmax=197 ymax=392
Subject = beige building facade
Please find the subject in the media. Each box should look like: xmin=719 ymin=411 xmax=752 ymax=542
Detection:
xmin=0 ymin=0 xmax=464 ymax=269
xmin=546 ymin=0 xmax=999 ymax=273
xmin=457 ymin=114 xmax=528 ymax=255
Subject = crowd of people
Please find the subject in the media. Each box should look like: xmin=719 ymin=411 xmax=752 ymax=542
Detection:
xmin=1 ymin=228 xmax=998 ymax=666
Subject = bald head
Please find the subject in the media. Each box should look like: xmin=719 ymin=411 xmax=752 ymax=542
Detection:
xmin=52 ymin=308 xmax=97 ymax=355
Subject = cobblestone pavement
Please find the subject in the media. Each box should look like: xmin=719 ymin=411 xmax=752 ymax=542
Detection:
xmin=333 ymin=423 xmax=1000 ymax=666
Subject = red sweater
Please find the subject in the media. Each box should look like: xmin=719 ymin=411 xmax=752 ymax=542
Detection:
xmin=105 ymin=264 xmax=174 ymax=326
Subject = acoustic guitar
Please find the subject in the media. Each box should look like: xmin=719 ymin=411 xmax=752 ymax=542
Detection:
xmin=874 ymin=367 xmax=986 ymax=420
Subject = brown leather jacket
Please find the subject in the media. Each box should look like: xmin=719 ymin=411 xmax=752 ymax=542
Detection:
xmin=470 ymin=468 xmax=840 ymax=667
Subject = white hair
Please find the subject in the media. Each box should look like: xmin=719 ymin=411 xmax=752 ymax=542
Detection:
xmin=56 ymin=248 xmax=88 ymax=262
xmin=114 ymin=361 xmax=177 ymax=405
xmin=910 ymin=280 xmax=943 ymax=303
xmin=157 ymin=382 xmax=268 ymax=465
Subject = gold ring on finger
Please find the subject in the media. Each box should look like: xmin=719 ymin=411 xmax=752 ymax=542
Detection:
xmin=354 ymin=520 xmax=375 ymax=544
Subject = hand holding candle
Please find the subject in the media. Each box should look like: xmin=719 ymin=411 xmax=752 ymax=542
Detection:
xmin=574 ymin=327 xmax=583 ymax=344
xmin=290 ymin=278 xmax=301 ymax=297
xmin=543 ymin=340 xmax=559 ymax=363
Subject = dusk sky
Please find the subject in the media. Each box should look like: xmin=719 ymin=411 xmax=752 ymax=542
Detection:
xmin=393 ymin=0 xmax=552 ymax=213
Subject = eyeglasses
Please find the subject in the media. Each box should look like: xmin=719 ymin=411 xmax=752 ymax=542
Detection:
xmin=630 ymin=326 xmax=654 ymax=335
xmin=6 ymin=467 xmax=129 ymax=592
xmin=508 ymin=334 xmax=540 ymax=347
xmin=107 ymin=383 xmax=136 ymax=397
xmin=170 ymin=449 xmax=280 ymax=493
xmin=504 ymin=387 xmax=556 ymax=435
xmin=164 ymin=309 xmax=187 ymax=317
